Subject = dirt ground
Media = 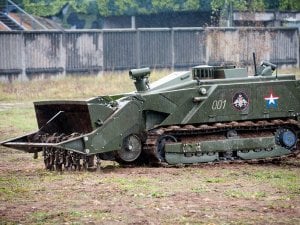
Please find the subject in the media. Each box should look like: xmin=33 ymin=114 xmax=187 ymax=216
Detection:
xmin=1 ymin=68 xmax=299 ymax=225
xmin=0 ymin=147 xmax=299 ymax=225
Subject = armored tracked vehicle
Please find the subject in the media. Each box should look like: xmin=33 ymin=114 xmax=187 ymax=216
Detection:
xmin=1 ymin=61 xmax=300 ymax=170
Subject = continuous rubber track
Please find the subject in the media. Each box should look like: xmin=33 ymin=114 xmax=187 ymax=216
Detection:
xmin=142 ymin=119 xmax=300 ymax=166
xmin=33 ymin=119 xmax=300 ymax=170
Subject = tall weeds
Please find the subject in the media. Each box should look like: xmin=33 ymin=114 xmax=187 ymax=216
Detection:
xmin=0 ymin=68 xmax=298 ymax=102
xmin=0 ymin=70 xmax=169 ymax=102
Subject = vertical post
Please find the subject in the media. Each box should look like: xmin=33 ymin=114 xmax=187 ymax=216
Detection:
xmin=297 ymin=28 xmax=300 ymax=69
xmin=60 ymin=31 xmax=66 ymax=77
xmin=136 ymin=28 xmax=140 ymax=68
xmin=205 ymin=28 xmax=209 ymax=65
xmin=20 ymin=32 xmax=26 ymax=80
xmin=131 ymin=16 xmax=136 ymax=29
xmin=229 ymin=1 xmax=233 ymax=27
xmin=171 ymin=28 xmax=175 ymax=69
xmin=99 ymin=30 xmax=104 ymax=74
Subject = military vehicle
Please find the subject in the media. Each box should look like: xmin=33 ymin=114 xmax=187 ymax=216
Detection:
xmin=1 ymin=60 xmax=299 ymax=170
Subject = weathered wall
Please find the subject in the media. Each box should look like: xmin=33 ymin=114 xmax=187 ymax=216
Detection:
xmin=206 ymin=27 xmax=299 ymax=68
xmin=65 ymin=31 xmax=103 ymax=73
xmin=24 ymin=31 xmax=64 ymax=74
xmin=103 ymin=27 xmax=299 ymax=70
xmin=0 ymin=32 xmax=23 ymax=75
xmin=0 ymin=27 xmax=298 ymax=81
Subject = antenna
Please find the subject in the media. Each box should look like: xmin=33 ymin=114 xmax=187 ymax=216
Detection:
xmin=253 ymin=52 xmax=257 ymax=76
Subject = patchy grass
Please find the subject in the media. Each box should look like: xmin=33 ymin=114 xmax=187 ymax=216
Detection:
xmin=102 ymin=176 xmax=171 ymax=198
xmin=29 ymin=210 xmax=113 ymax=225
xmin=0 ymin=69 xmax=168 ymax=141
xmin=0 ymin=176 xmax=32 ymax=201
xmin=224 ymin=189 xmax=267 ymax=199
xmin=0 ymin=69 xmax=169 ymax=102
xmin=0 ymin=154 xmax=299 ymax=224
xmin=251 ymin=169 xmax=300 ymax=195
xmin=279 ymin=68 xmax=300 ymax=77
xmin=0 ymin=105 xmax=36 ymax=139
xmin=205 ymin=177 xmax=226 ymax=183
xmin=1 ymin=68 xmax=298 ymax=102
xmin=280 ymin=68 xmax=300 ymax=80
xmin=0 ymin=69 xmax=300 ymax=224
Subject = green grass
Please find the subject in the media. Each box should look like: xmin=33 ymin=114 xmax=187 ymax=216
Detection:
xmin=279 ymin=68 xmax=300 ymax=77
xmin=0 ymin=69 xmax=167 ymax=141
xmin=0 ymin=69 xmax=299 ymax=225
xmin=0 ymin=175 xmax=32 ymax=201
xmin=0 ymin=163 xmax=299 ymax=224
xmin=0 ymin=106 xmax=36 ymax=130
xmin=0 ymin=105 xmax=36 ymax=140
xmin=0 ymin=68 xmax=297 ymax=103
xmin=0 ymin=69 xmax=168 ymax=102
xmin=251 ymin=169 xmax=300 ymax=195
xmin=191 ymin=185 xmax=208 ymax=193
xmin=205 ymin=177 xmax=226 ymax=183
xmin=101 ymin=176 xmax=170 ymax=198
xmin=30 ymin=210 xmax=113 ymax=225
xmin=224 ymin=189 xmax=267 ymax=199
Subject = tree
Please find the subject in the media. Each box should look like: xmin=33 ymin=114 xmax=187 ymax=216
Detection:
xmin=278 ymin=0 xmax=300 ymax=10
xmin=20 ymin=0 xmax=300 ymax=17
xmin=211 ymin=0 xmax=265 ymax=12
xmin=211 ymin=0 xmax=300 ymax=12
xmin=21 ymin=0 xmax=202 ymax=17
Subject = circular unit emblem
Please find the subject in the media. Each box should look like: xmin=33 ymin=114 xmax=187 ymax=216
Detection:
xmin=232 ymin=92 xmax=249 ymax=111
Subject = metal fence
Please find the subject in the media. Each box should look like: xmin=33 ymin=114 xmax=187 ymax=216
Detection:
xmin=0 ymin=27 xmax=299 ymax=80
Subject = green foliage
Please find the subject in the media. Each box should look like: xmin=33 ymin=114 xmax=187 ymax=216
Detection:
xmin=251 ymin=0 xmax=265 ymax=11
xmin=279 ymin=0 xmax=300 ymax=10
xmin=97 ymin=0 xmax=201 ymax=16
xmin=211 ymin=0 xmax=300 ymax=12
xmin=20 ymin=0 xmax=300 ymax=17
xmin=23 ymin=0 xmax=91 ymax=16
xmin=22 ymin=0 xmax=201 ymax=17
xmin=211 ymin=0 xmax=266 ymax=12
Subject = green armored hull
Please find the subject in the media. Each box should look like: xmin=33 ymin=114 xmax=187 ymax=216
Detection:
xmin=1 ymin=61 xmax=300 ymax=170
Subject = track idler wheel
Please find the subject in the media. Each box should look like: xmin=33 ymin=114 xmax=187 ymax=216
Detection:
xmin=156 ymin=135 xmax=177 ymax=162
xmin=275 ymin=128 xmax=297 ymax=150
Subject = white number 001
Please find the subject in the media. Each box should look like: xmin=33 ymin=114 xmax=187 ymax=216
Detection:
xmin=212 ymin=100 xmax=226 ymax=110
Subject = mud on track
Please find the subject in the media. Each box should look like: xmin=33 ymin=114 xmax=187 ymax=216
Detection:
xmin=0 ymin=148 xmax=300 ymax=225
